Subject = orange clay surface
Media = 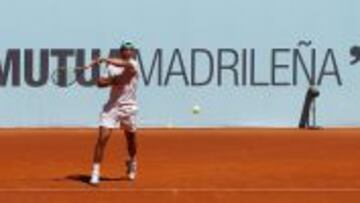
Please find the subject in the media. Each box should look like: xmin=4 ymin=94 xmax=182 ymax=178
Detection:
xmin=0 ymin=128 xmax=360 ymax=202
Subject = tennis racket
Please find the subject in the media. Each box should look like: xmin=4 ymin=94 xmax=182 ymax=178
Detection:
xmin=51 ymin=65 xmax=93 ymax=87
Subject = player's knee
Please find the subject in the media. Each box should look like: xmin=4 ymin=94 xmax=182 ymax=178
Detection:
xmin=125 ymin=131 xmax=136 ymax=145
xmin=100 ymin=126 xmax=112 ymax=134
xmin=123 ymin=123 xmax=136 ymax=134
xmin=98 ymin=127 xmax=112 ymax=144
xmin=125 ymin=130 xmax=136 ymax=138
xmin=101 ymin=134 xmax=110 ymax=143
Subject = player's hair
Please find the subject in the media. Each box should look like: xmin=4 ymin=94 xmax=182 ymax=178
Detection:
xmin=119 ymin=42 xmax=137 ymax=59
xmin=120 ymin=42 xmax=136 ymax=51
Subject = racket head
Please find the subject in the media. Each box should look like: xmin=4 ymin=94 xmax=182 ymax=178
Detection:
xmin=51 ymin=66 xmax=84 ymax=87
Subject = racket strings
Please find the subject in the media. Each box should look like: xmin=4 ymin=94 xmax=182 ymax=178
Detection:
xmin=51 ymin=67 xmax=78 ymax=87
xmin=51 ymin=66 xmax=102 ymax=87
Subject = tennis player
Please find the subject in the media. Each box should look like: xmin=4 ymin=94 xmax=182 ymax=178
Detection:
xmin=89 ymin=42 xmax=139 ymax=186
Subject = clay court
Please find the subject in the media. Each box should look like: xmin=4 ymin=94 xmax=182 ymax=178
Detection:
xmin=0 ymin=128 xmax=360 ymax=202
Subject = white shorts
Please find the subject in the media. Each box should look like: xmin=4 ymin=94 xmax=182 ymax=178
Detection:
xmin=99 ymin=104 xmax=138 ymax=132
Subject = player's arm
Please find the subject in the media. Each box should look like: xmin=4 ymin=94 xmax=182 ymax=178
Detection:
xmin=88 ymin=58 xmax=134 ymax=70
xmin=96 ymin=77 xmax=114 ymax=88
xmin=101 ymin=58 xmax=134 ymax=70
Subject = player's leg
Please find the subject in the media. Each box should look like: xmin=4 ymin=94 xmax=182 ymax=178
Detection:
xmin=90 ymin=126 xmax=112 ymax=185
xmin=119 ymin=106 xmax=138 ymax=180
xmin=90 ymin=106 xmax=119 ymax=186
xmin=118 ymin=105 xmax=138 ymax=180
xmin=93 ymin=126 xmax=113 ymax=163
xmin=125 ymin=129 xmax=137 ymax=180
xmin=125 ymin=130 xmax=137 ymax=160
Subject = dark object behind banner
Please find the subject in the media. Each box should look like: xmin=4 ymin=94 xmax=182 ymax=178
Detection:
xmin=299 ymin=86 xmax=321 ymax=129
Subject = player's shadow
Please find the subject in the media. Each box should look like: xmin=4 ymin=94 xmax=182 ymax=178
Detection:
xmin=58 ymin=174 xmax=129 ymax=186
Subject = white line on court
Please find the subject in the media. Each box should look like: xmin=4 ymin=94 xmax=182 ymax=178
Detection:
xmin=0 ymin=188 xmax=360 ymax=193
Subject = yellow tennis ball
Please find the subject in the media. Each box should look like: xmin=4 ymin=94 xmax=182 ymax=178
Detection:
xmin=192 ymin=105 xmax=201 ymax=114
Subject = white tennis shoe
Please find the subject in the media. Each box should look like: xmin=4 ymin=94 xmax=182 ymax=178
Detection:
xmin=126 ymin=160 xmax=137 ymax=181
xmin=89 ymin=173 xmax=100 ymax=186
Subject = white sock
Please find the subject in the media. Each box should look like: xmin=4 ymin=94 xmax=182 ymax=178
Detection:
xmin=92 ymin=163 xmax=100 ymax=176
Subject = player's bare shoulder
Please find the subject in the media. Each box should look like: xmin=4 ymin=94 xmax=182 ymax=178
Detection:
xmin=128 ymin=58 xmax=140 ymax=76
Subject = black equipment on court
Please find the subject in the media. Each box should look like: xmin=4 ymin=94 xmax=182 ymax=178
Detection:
xmin=299 ymin=86 xmax=321 ymax=129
